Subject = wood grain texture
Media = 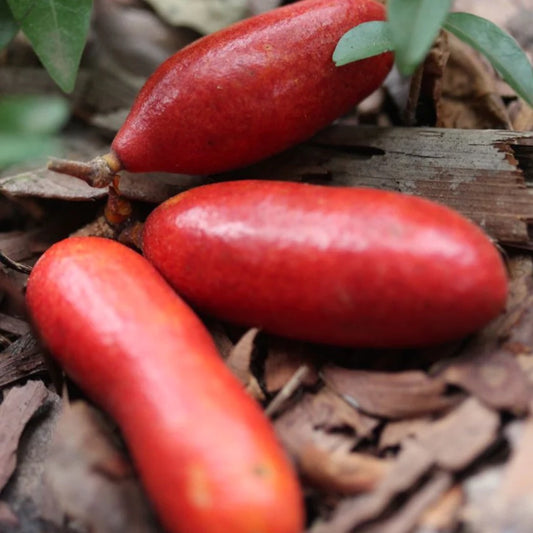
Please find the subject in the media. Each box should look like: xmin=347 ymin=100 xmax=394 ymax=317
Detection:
xmin=232 ymin=126 xmax=533 ymax=246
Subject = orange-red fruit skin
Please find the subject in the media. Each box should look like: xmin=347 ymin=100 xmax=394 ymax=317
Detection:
xmin=143 ymin=181 xmax=508 ymax=348
xmin=111 ymin=0 xmax=393 ymax=175
xmin=26 ymin=237 xmax=303 ymax=533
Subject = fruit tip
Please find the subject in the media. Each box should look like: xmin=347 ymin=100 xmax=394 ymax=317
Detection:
xmin=47 ymin=152 xmax=123 ymax=188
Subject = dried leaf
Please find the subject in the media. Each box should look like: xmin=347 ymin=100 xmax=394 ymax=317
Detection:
xmin=225 ymin=328 xmax=265 ymax=401
xmin=309 ymin=388 xmax=380 ymax=437
xmin=0 ymin=334 xmax=47 ymax=389
xmin=144 ymin=0 xmax=249 ymax=34
xmin=417 ymin=484 xmax=464 ymax=531
xmin=511 ymin=99 xmax=533 ymax=131
xmin=422 ymin=30 xmax=450 ymax=125
xmin=0 ymin=390 xmax=63 ymax=529
xmin=0 ymin=165 xmax=206 ymax=204
xmin=0 ymin=501 xmax=19 ymax=528
xmin=274 ymin=389 xmax=378 ymax=463
xmin=438 ymin=34 xmax=511 ymax=129
xmin=444 ymin=13 xmax=533 ymax=108
xmin=503 ymin=291 xmax=533 ymax=353
xmin=517 ymin=354 xmax=533 ymax=385
xmin=205 ymin=321 xmax=234 ymax=360
xmin=311 ymin=439 xmax=434 ymax=533
xmin=0 ymin=381 xmax=49 ymax=491
xmin=119 ymin=171 xmax=205 ymax=204
xmin=264 ymin=337 xmax=318 ymax=393
xmin=0 ymin=313 xmax=29 ymax=337
xmin=499 ymin=414 xmax=533 ymax=504
xmin=322 ymin=367 xmax=461 ymax=419
xmin=379 ymin=417 xmax=432 ymax=450
xmin=0 ymin=167 xmax=107 ymax=201
xmin=461 ymin=464 xmax=506 ymax=533
xmin=357 ymin=472 xmax=452 ymax=533
xmin=460 ymin=414 xmax=533 ymax=533
xmin=299 ymin=444 xmax=390 ymax=494
xmin=506 ymin=256 xmax=533 ymax=313
xmin=452 ymin=0 xmax=520 ymax=30
xmin=93 ymin=0 xmax=198 ymax=78
xmin=438 ymin=348 xmax=532 ymax=414
xmin=0 ymin=231 xmax=38 ymax=263
xmin=46 ymin=401 xmax=160 ymax=533
xmin=415 ymin=397 xmax=500 ymax=471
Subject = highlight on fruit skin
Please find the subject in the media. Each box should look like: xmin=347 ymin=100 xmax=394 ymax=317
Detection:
xmin=142 ymin=180 xmax=509 ymax=348
xmin=47 ymin=0 xmax=392 ymax=187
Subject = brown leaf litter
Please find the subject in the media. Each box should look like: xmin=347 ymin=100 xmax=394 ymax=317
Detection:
xmin=2 ymin=239 xmax=533 ymax=533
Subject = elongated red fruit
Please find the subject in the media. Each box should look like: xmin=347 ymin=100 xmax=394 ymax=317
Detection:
xmin=113 ymin=0 xmax=391 ymax=175
xmin=26 ymin=237 xmax=303 ymax=533
xmin=48 ymin=0 xmax=392 ymax=185
xmin=143 ymin=181 xmax=508 ymax=348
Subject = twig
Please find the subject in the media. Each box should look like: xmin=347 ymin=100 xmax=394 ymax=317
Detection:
xmin=0 ymin=251 xmax=32 ymax=274
xmin=403 ymin=63 xmax=425 ymax=126
xmin=265 ymin=364 xmax=310 ymax=417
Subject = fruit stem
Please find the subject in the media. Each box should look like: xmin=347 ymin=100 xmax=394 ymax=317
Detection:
xmin=48 ymin=152 xmax=123 ymax=188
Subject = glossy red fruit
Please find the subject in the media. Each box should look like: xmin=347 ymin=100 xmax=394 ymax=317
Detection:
xmin=112 ymin=0 xmax=392 ymax=175
xmin=142 ymin=180 xmax=508 ymax=348
xmin=26 ymin=237 xmax=303 ymax=533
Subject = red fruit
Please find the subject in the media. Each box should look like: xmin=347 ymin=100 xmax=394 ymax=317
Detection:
xmin=26 ymin=237 xmax=303 ymax=533
xmin=142 ymin=180 xmax=508 ymax=348
xmin=48 ymin=0 xmax=392 ymax=186
xmin=113 ymin=0 xmax=391 ymax=175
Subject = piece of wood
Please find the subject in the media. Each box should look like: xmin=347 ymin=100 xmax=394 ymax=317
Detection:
xmin=0 ymin=381 xmax=49 ymax=491
xmin=229 ymin=126 xmax=533 ymax=245
xmin=0 ymin=334 xmax=47 ymax=389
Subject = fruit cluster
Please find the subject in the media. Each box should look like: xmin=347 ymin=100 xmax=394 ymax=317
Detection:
xmin=27 ymin=2 xmax=507 ymax=533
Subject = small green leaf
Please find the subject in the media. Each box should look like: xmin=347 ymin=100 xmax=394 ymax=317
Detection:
xmin=6 ymin=0 xmax=92 ymax=93
xmin=0 ymin=95 xmax=69 ymax=134
xmin=444 ymin=12 xmax=533 ymax=108
xmin=0 ymin=0 xmax=18 ymax=49
xmin=333 ymin=21 xmax=394 ymax=66
xmin=0 ymin=96 xmax=68 ymax=169
xmin=388 ymin=0 xmax=453 ymax=75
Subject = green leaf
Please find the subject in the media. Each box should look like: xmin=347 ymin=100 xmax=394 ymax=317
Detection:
xmin=333 ymin=21 xmax=394 ymax=66
xmin=388 ymin=0 xmax=453 ymax=75
xmin=0 ymin=96 xmax=68 ymax=169
xmin=0 ymin=134 xmax=60 ymax=168
xmin=0 ymin=95 xmax=69 ymax=134
xmin=444 ymin=12 xmax=533 ymax=108
xmin=6 ymin=0 xmax=92 ymax=93
xmin=0 ymin=0 xmax=18 ymax=49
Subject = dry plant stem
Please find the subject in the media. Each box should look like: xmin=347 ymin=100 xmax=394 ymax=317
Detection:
xmin=266 ymin=364 xmax=311 ymax=417
xmin=104 ymin=183 xmax=133 ymax=228
xmin=0 ymin=251 xmax=32 ymax=274
xmin=404 ymin=63 xmax=425 ymax=126
xmin=118 ymin=222 xmax=145 ymax=251
xmin=47 ymin=152 xmax=123 ymax=188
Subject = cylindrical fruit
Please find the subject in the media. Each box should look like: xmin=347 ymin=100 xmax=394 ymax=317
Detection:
xmin=26 ymin=237 xmax=303 ymax=533
xmin=48 ymin=0 xmax=393 ymax=186
xmin=142 ymin=180 xmax=508 ymax=348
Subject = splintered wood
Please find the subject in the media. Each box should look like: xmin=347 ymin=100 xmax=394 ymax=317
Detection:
xmin=2 ymin=127 xmax=533 ymax=248
xmin=226 ymin=127 xmax=533 ymax=246
xmin=45 ymin=401 xmax=160 ymax=533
